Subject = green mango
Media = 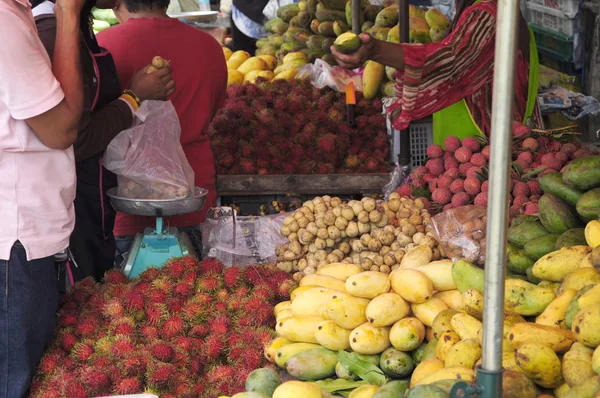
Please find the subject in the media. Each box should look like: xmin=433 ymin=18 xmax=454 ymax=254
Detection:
xmin=523 ymin=234 xmax=560 ymax=260
xmin=555 ymin=228 xmax=587 ymax=249
xmin=538 ymin=193 xmax=582 ymax=234
xmin=508 ymin=220 xmax=549 ymax=249
xmin=286 ymin=347 xmax=338 ymax=380
xmin=451 ymin=260 xmax=485 ymax=293
xmin=245 ymin=368 xmax=281 ymax=396
xmin=379 ymin=348 xmax=414 ymax=378
xmin=373 ymin=380 xmax=410 ymax=398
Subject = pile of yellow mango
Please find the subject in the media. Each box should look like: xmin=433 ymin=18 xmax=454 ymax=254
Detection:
xmin=223 ymin=48 xmax=305 ymax=86
xmin=260 ymin=219 xmax=600 ymax=397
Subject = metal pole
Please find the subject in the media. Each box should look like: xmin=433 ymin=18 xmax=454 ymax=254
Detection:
xmin=352 ymin=0 xmax=361 ymax=34
xmin=480 ymin=0 xmax=521 ymax=395
xmin=397 ymin=0 xmax=411 ymax=167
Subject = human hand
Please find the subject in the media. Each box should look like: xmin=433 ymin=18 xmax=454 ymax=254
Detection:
xmin=129 ymin=64 xmax=176 ymax=101
xmin=330 ymin=33 xmax=377 ymax=69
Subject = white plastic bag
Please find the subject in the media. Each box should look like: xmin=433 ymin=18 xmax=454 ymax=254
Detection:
xmin=104 ymin=101 xmax=195 ymax=200
xmin=297 ymin=59 xmax=364 ymax=92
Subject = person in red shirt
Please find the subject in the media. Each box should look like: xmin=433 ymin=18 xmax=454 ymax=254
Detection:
xmin=97 ymin=0 xmax=227 ymax=259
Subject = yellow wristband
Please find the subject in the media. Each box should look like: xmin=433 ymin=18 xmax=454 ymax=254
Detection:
xmin=120 ymin=94 xmax=139 ymax=112
xmin=123 ymin=89 xmax=141 ymax=106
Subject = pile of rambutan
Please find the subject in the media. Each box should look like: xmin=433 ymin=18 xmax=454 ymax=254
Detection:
xmin=396 ymin=123 xmax=597 ymax=217
xmin=30 ymin=257 xmax=295 ymax=398
xmin=209 ymin=78 xmax=391 ymax=175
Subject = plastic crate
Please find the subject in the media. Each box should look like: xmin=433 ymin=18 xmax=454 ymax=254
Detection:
xmin=530 ymin=23 xmax=576 ymax=60
xmin=526 ymin=1 xmax=580 ymax=37
xmin=389 ymin=120 xmax=434 ymax=168
xmin=528 ymin=0 xmax=580 ymax=18
xmin=537 ymin=46 xmax=580 ymax=75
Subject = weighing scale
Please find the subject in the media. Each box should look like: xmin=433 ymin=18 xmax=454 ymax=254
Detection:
xmin=107 ymin=187 xmax=208 ymax=278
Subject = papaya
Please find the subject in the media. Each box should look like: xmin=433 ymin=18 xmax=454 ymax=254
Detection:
xmin=565 ymin=284 xmax=596 ymax=329
xmin=577 ymin=188 xmax=600 ymax=222
xmin=539 ymin=172 xmax=583 ymax=206
xmin=277 ymin=4 xmax=301 ymax=22
xmin=345 ymin=0 xmax=364 ymax=28
xmin=507 ymin=248 xmax=536 ymax=275
xmin=374 ymin=5 xmax=399 ymax=27
xmin=556 ymin=228 xmax=587 ymax=249
xmin=295 ymin=11 xmax=313 ymax=28
xmin=362 ymin=61 xmax=385 ymax=100
xmin=508 ymin=322 xmax=575 ymax=353
xmin=572 ymin=302 xmax=600 ymax=348
xmin=333 ymin=20 xmax=350 ymax=36
xmin=536 ymin=288 xmax=577 ymax=328
xmin=451 ymin=260 xmax=484 ymax=293
xmin=562 ymin=342 xmax=596 ymax=387
xmin=561 ymin=375 xmax=600 ymax=398
xmin=316 ymin=7 xmax=346 ymax=22
xmin=539 ymin=193 xmax=582 ymax=234
xmin=562 ymin=156 xmax=600 ymax=191
xmin=515 ymin=343 xmax=564 ymax=388
xmin=559 ymin=268 xmax=600 ymax=295
xmin=508 ymin=219 xmax=549 ymax=249
xmin=318 ymin=21 xmax=336 ymax=36
xmin=364 ymin=5 xmax=383 ymax=21
xmin=425 ymin=8 xmax=450 ymax=29
xmin=524 ymin=234 xmax=560 ymax=260
xmin=286 ymin=347 xmax=338 ymax=380
xmin=409 ymin=17 xmax=432 ymax=43
xmin=321 ymin=0 xmax=348 ymax=11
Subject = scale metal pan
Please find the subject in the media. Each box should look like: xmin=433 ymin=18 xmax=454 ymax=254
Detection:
xmin=107 ymin=187 xmax=208 ymax=217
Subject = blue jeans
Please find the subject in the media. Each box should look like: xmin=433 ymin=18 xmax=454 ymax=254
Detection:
xmin=0 ymin=243 xmax=59 ymax=398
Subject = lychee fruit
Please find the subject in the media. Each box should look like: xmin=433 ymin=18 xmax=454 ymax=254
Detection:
xmin=513 ymin=121 xmax=531 ymax=137
xmin=524 ymin=203 xmax=538 ymax=215
xmin=521 ymin=137 xmax=539 ymax=151
xmin=512 ymin=181 xmax=530 ymax=197
xmin=432 ymin=188 xmax=452 ymax=205
xmin=444 ymin=157 xmax=460 ymax=171
xmin=471 ymin=153 xmax=487 ymax=167
xmin=426 ymin=144 xmax=444 ymax=159
xmin=454 ymin=147 xmax=473 ymax=163
xmin=466 ymin=166 xmax=483 ymax=180
xmin=444 ymin=136 xmax=461 ymax=152
xmin=464 ymin=177 xmax=482 ymax=196
xmin=443 ymin=168 xmax=460 ymax=180
xmin=425 ymin=158 xmax=445 ymax=176
xmin=450 ymin=179 xmax=465 ymax=193
xmin=461 ymin=137 xmax=481 ymax=152
xmin=397 ymin=184 xmax=413 ymax=197
xmin=512 ymin=195 xmax=529 ymax=208
xmin=437 ymin=175 xmax=454 ymax=190
xmin=451 ymin=192 xmax=471 ymax=207
xmin=481 ymin=145 xmax=491 ymax=159
xmin=459 ymin=162 xmax=473 ymax=175
xmin=413 ymin=166 xmax=428 ymax=178
xmin=474 ymin=192 xmax=488 ymax=206
xmin=481 ymin=180 xmax=489 ymax=192
xmin=527 ymin=180 xmax=542 ymax=195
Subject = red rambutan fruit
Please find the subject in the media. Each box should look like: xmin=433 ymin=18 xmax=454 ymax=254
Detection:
xmin=75 ymin=316 xmax=100 ymax=338
xmin=196 ymin=274 xmax=222 ymax=292
xmin=140 ymin=325 xmax=159 ymax=341
xmin=209 ymin=315 xmax=230 ymax=336
xmin=114 ymin=377 xmax=143 ymax=395
xmin=199 ymin=257 xmax=225 ymax=274
xmin=206 ymin=365 xmax=236 ymax=386
xmin=146 ymin=363 xmax=176 ymax=389
xmin=160 ymin=315 xmax=186 ymax=340
xmin=150 ymin=341 xmax=175 ymax=363
xmin=139 ymin=267 xmax=161 ymax=283
xmin=103 ymin=269 xmax=128 ymax=284
xmin=57 ymin=312 xmax=79 ymax=328
xmin=189 ymin=324 xmax=209 ymax=338
xmin=173 ymin=281 xmax=194 ymax=298
xmin=71 ymin=340 xmax=95 ymax=362
xmin=202 ymin=335 xmax=225 ymax=360
xmin=112 ymin=319 xmax=136 ymax=337
xmin=119 ymin=352 xmax=148 ymax=377
xmin=163 ymin=258 xmax=187 ymax=280
xmin=102 ymin=298 xmax=125 ymax=320
xmin=144 ymin=303 xmax=167 ymax=325
xmin=57 ymin=330 xmax=78 ymax=352
xmin=65 ymin=382 xmax=88 ymax=398
xmin=122 ymin=290 xmax=145 ymax=313
xmin=38 ymin=352 xmax=63 ymax=375
xmin=110 ymin=335 xmax=135 ymax=359
xmin=223 ymin=266 xmax=243 ymax=289
xmin=80 ymin=366 xmax=111 ymax=395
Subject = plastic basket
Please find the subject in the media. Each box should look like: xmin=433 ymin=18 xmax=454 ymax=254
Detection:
xmin=538 ymin=47 xmax=580 ymax=75
xmin=389 ymin=120 xmax=434 ymax=168
xmin=528 ymin=0 xmax=580 ymax=18
xmin=526 ymin=1 xmax=580 ymax=36
xmin=530 ymin=23 xmax=577 ymax=60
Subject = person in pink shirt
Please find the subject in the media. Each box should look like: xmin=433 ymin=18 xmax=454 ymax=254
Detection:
xmin=0 ymin=0 xmax=85 ymax=395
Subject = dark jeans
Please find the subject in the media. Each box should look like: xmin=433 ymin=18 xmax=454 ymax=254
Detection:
xmin=0 ymin=243 xmax=59 ymax=398
xmin=115 ymin=225 xmax=203 ymax=268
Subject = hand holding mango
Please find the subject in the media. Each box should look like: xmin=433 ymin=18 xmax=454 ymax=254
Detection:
xmin=331 ymin=33 xmax=376 ymax=69
xmin=129 ymin=56 xmax=176 ymax=101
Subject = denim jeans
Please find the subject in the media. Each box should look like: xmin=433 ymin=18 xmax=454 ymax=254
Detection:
xmin=0 ymin=243 xmax=59 ymax=398
xmin=115 ymin=225 xmax=203 ymax=268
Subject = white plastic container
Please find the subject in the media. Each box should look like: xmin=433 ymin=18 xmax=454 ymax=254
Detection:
xmin=528 ymin=0 xmax=580 ymax=19
xmin=526 ymin=1 xmax=580 ymax=37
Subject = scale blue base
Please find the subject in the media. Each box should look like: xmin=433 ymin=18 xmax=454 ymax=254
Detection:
xmin=123 ymin=217 xmax=196 ymax=279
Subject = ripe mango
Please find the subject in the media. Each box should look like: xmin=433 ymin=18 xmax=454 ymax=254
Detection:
xmin=301 ymin=274 xmax=347 ymax=292
xmin=410 ymin=358 xmax=444 ymax=387
xmin=411 ymin=297 xmax=448 ymax=327
xmin=425 ymin=8 xmax=450 ymax=29
xmin=413 ymin=260 xmax=456 ymax=291
xmin=243 ymin=70 xmax=274 ymax=84
xmin=333 ymin=20 xmax=350 ymax=36
xmin=390 ymin=268 xmax=433 ymax=303
xmin=345 ymin=0 xmax=364 ymax=28
xmin=272 ymin=381 xmax=323 ymax=398
xmin=508 ymin=322 xmax=575 ymax=353
xmin=275 ymin=343 xmax=320 ymax=368
xmin=286 ymin=347 xmax=338 ymax=380
xmin=433 ymin=290 xmax=464 ymax=311
xmin=314 ymin=320 xmax=351 ymax=350
xmin=374 ymin=5 xmax=399 ymax=27
xmin=326 ymin=294 xmax=369 ymax=329
xmin=227 ymin=69 xmax=244 ymax=86
xmin=593 ymin=345 xmax=600 ymax=374
xmin=572 ymin=302 xmax=600 ymax=348
xmin=387 ymin=25 xmax=399 ymax=43
xmin=563 ymin=342 xmax=596 ymax=387
xmin=534 ymin=246 xmax=593 ymax=282
xmin=461 ymin=288 xmax=484 ymax=319
xmin=578 ymin=283 xmax=600 ymax=309
xmin=222 ymin=46 xmax=233 ymax=60
xmin=365 ymin=292 xmax=410 ymax=327
xmin=414 ymin=366 xmax=476 ymax=386
xmin=431 ymin=309 xmax=458 ymax=340
xmin=515 ymin=343 xmax=564 ymax=388
xmin=273 ymin=68 xmax=297 ymax=81
xmin=349 ymin=385 xmax=380 ymax=398
xmin=561 ymin=375 xmax=600 ymax=398
xmin=292 ymin=287 xmax=345 ymax=317
xmin=276 ymin=316 xmax=325 ymax=343
xmin=451 ymin=313 xmax=482 ymax=341
xmin=317 ymin=262 xmax=362 ymax=281
xmin=257 ymin=55 xmax=277 ymax=70
xmin=559 ymin=268 xmax=600 ymax=295
xmin=536 ymin=288 xmax=577 ymax=328
xmin=390 ymin=317 xmax=425 ymax=352
xmin=444 ymin=338 xmax=481 ymax=369
xmin=333 ymin=32 xmax=361 ymax=54
xmin=586 ymin=220 xmax=600 ymax=248
xmin=346 ymin=271 xmax=390 ymax=299
xmin=349 ymin=322 xmax=391 ymax=354
xmin=409 ymin=4 xmax=427 ymax=19
xmin=362 ymin=61 xmax=385 ymax=100
xmin=264 ymin=337 xmax=292 ymax=363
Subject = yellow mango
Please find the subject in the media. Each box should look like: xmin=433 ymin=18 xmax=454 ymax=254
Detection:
xmin=275 ymin=343 xmax=320 ymax=368
xmin=502 ymin=347 xmax=521 ymax=372
xmin=390 ymin=317 xmax=425 ymax=352
xmin=390 ymin=268 xmax=433 ymax=304
xmin=257 ymin=54 xmax=277 ymax=70
xmin=222 ymin=46 xmax=233 ymax=60
xmin=444 ymin=338 xmax=482 ymax=369
xmin=349 ymin=322 xmax=391 ymax=355
xmin=227 ymin=69 xmax=244 ymax=86
xmin=515 ymin=343 xmax=564 ymax=388
xmin=413 ymin=260 xmax=456 ymax=291
xmin=365 ymin=292 xmax=410 ymax=327
xmin=559 ymin=268 xmax=600 ymax=294
xmin=273 ymin=59 xmax=306 ymax=75
xmin=585 ymin=220 xmax=600 ymax=248
xmin=409 ymin=4 xmax=427 ymax=19
xmin=536 ymin=288 xmax=578 ymax=328
xmin=435 ymin=330 xmax=461 ymax=361
xmin=291 ymin=286 xmax=318 ymax=302
xmin=578 ymin=283 xmax=600 ymax=309
xmin=563 ymin=342 xmax=596 ymax=387
xmin=410 ymin=358 xmax=445 ymax=387
xmin=326 ymin=294 xmax=370 ymax=329
xmin=572 ymin=302 xmax=600 ymax=348
xmin=580 ymin=253 xmax=595 ymax=268
xmin=264 ymin=336 xmax=293 ymax=363
xmin=283 ymin=51 xmax=308 ymax=64
xmin=555 ymin=383 xmax=571 ymax=398
xmin=301 ymin=274 xmax=347 ymax=292
xmin=227 ymin=58 xmax=246 ymax=70
xmin=424 ymin=8 xmax=450 ymax=29
xmin=348 ymin=385 xmax=379 ymax=398
xmin=229 ymin=50 xmax=251 ymax=63
xmin=317 ymin=263 xmax=362 ymax=281
xmin=273 ymin=68 xmax=297 ymax=81
xmin=276 ymin=316 xmax=326 ymax=343
xmin=593 ymin=345 xmax=600 ymax=374
xmin=508 ymin=322 xmax=575 ymax=353
xmin=400 ymin=245 xmax=433 ymax=268
xmin=451 ymin=313 xmax=482 ymax=341
xmin=243 ymin=69 xmax=274 ymax=84
xmin=533 ymin=246 xmax=592 ymax=282
xmin=431 ymin=309 xmax=458 ymax=339
xmin=345 ymin=271 xmax=390 ymax=299
xmin=415 ymin=367 xmax=476 ymax=386
xmin=291 ymin=287 xmax=346 ymax=317
xmin=272 ymin=381 xmax=323 ymax=398
xmin=387 ymin=25 xmax=399 ymax=43
xmin=462 ymin=288 xmax=484 ymax=320
xmin=411 ymin=297 xmax=449 ymax=327
xmin=314 ymin=320 xmax=351 ymax=350
xmin=276 ymin=308 xmax=293 ymax=322
xmin=274 ymin=301 xmax=292 ymax=317
xmin=362 ymin=61 xmax=385 ymax=100
xmin=433 ymin=290 xmax=464 ymax=311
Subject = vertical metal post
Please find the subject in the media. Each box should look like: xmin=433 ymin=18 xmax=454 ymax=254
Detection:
xmin=352 ymin=0 xmax=361 ymax=34
xmin=397 ymin=0 xmax=411 ymax=167
xmin=480 ymin=0 xmax=521 ymax=395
